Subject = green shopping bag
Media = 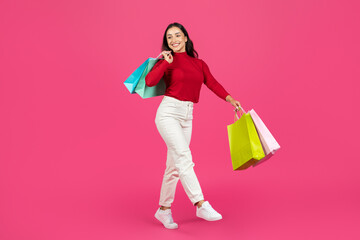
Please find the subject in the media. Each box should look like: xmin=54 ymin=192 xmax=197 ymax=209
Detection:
xmin=227 ymin=107 xmax=265 ymax=170
xmin=134 ymin=58 xmax=166 ymax=99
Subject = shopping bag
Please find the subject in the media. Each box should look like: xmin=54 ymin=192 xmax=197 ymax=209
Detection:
xmin=123 ymin=53 xmax=166 ymax=98
xmin=123 ymin=59 xmax=149 ymax=94
xmin=134 ymin=58 xmax=166 ymax=99
xmin=249 ymin=109 xmax=280 ymax=167
xmin=227 ymin=107 xmax=265 ymax=170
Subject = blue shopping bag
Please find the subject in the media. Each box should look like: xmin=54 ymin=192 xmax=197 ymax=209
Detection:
xmin=123 ymin=53 xmax=165 ymax=96
xmin=134 ymin=58 xmax=166 ymax=99
xmin=124 ymin=59 xmax=150 ymax=93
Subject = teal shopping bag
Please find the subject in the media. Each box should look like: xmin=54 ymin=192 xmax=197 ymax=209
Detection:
xmin=123 ymin=59 xmax=149 ymax=94
xmin=124 ymin=53 xmax=165 ymax=98
xmin=134 ymin=58 xmax=166 ymax=99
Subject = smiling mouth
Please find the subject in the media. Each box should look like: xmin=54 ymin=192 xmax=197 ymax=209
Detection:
xmin=172 ymin=43 xmax=180 ymax=47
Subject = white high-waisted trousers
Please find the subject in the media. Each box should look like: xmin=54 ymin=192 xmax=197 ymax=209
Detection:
xmin=155 ymin=96 xmax=204 ymax=207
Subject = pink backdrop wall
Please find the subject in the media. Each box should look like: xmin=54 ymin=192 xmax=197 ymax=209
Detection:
xmin=1 ymin=0 xmax=359 ymax=239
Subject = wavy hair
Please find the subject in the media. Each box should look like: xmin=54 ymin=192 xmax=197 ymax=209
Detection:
xmin=161 ymin=22 xmax=199 ymax=58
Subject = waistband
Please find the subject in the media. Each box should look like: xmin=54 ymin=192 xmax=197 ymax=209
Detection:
xmin=162 ymin=96 xmax=194 ymax=106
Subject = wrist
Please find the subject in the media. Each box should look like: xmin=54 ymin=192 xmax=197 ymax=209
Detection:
xmin=226 ymin=95 xmax=233 ymax=102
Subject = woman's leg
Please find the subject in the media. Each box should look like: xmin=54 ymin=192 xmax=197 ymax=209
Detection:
xmin=156 ymin=115 xmax=204 ymax=208
xmin=158 ymin=148 xmax=180 ymax=208
xmin=180 ymin=118 xmax=205 ymax=207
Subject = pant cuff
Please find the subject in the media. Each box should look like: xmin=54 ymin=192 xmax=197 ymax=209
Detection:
xmin=159 ymin=202 xmax=171 ymax=208
xmin=191 ymin=196 xmax=205 ymax=206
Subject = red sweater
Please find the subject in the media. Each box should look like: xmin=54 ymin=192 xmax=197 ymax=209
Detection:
xmin=145 ymin=51 xmax=230 ymax=103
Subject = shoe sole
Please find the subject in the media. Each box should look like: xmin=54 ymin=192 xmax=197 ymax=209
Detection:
xmin=154 ymin=212 xmax=179 ymax=229
xmin=196 ymin=214 xmax=223 ymax=221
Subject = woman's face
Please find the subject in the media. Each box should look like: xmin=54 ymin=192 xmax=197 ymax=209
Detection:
xmin=166 ymin=27 xmax=188 ymax=53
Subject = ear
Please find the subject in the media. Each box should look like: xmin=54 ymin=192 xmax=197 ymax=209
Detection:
xmin=185 ymin=36 xmax=188 ymax=43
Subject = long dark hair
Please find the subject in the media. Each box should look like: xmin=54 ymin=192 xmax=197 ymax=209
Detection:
xmin=161 ymin=22 xmax=199 ymax=58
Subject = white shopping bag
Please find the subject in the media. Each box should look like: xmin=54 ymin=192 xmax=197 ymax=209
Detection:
xmin=249 ymin=109 xmax=280 ymax=167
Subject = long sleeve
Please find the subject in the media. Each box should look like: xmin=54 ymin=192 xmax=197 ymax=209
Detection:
xmin=145 ymin=59 xmax=170 ymax=87
xmin=201 ymin=60 xmax=230 ymax=101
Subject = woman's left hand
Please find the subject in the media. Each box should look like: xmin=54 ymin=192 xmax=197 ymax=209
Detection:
xmin=226 ymin=95 xmax=242 ymax=111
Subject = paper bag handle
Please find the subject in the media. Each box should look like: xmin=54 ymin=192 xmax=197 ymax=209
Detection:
xmin=155 ymin=52 xmax=164 ymax=59
xmin=155 ymin=51 xmax=173 ymax=60
xmin=234 ymin=106 xmax=246 ymax=122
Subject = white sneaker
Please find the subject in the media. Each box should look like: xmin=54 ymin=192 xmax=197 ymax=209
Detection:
xmin=196 ymin=201 xmax=222 ymax=221
xmin=154 ymin=208 xmax=178 ymax=229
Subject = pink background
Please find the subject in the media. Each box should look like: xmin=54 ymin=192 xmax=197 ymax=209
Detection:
xmin=1 ymin=0 xmax=359 ymax=239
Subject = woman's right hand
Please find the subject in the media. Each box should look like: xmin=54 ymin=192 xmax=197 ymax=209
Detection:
xmin=161 ymin=50 xmax=173 ymax=64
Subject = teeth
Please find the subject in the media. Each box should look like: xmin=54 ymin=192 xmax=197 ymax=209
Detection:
xmin=172 ymin=43 xmax=179 ymax=46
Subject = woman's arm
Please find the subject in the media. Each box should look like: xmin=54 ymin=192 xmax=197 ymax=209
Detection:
xmin=145 ymin=60 xmax=170 ymax=87
xmin=201 ymin=59 xmax=230 ymax=100
xmin=145 ymin=51 xmax=173 ymax=87
xmin=202 ymin=60 xmax=242 ymax=108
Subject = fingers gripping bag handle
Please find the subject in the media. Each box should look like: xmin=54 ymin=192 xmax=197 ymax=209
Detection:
xmin=155 ymin=51 xmax=172 ymax=60
xmin=155 ymin=52 xmax=163 ymax=59
xmin=234 ymin=106 xmax=247 ymax=122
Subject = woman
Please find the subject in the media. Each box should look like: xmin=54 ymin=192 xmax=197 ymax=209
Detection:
xmin=145 ymin=22 xmax=241 ymax=229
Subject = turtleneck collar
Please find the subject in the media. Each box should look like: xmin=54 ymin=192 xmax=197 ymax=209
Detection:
xmin=173 ymin=51 xmax=188 ymax=57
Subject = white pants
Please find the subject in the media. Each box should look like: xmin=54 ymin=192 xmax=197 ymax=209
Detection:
xmin=155 ymin=96 xmax=204 ymax=207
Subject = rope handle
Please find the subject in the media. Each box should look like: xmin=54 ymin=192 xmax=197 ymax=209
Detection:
xmin=234 ymin=106 xmax=246 ymax=122
xmin=155 ymin=51 xmax=173 ymax=60
xmin=155 ymin=52 xmax=164 ymax=59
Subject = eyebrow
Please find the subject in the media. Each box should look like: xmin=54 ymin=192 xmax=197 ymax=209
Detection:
xmin=167 ymin=32 xmax=181 ymax=36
